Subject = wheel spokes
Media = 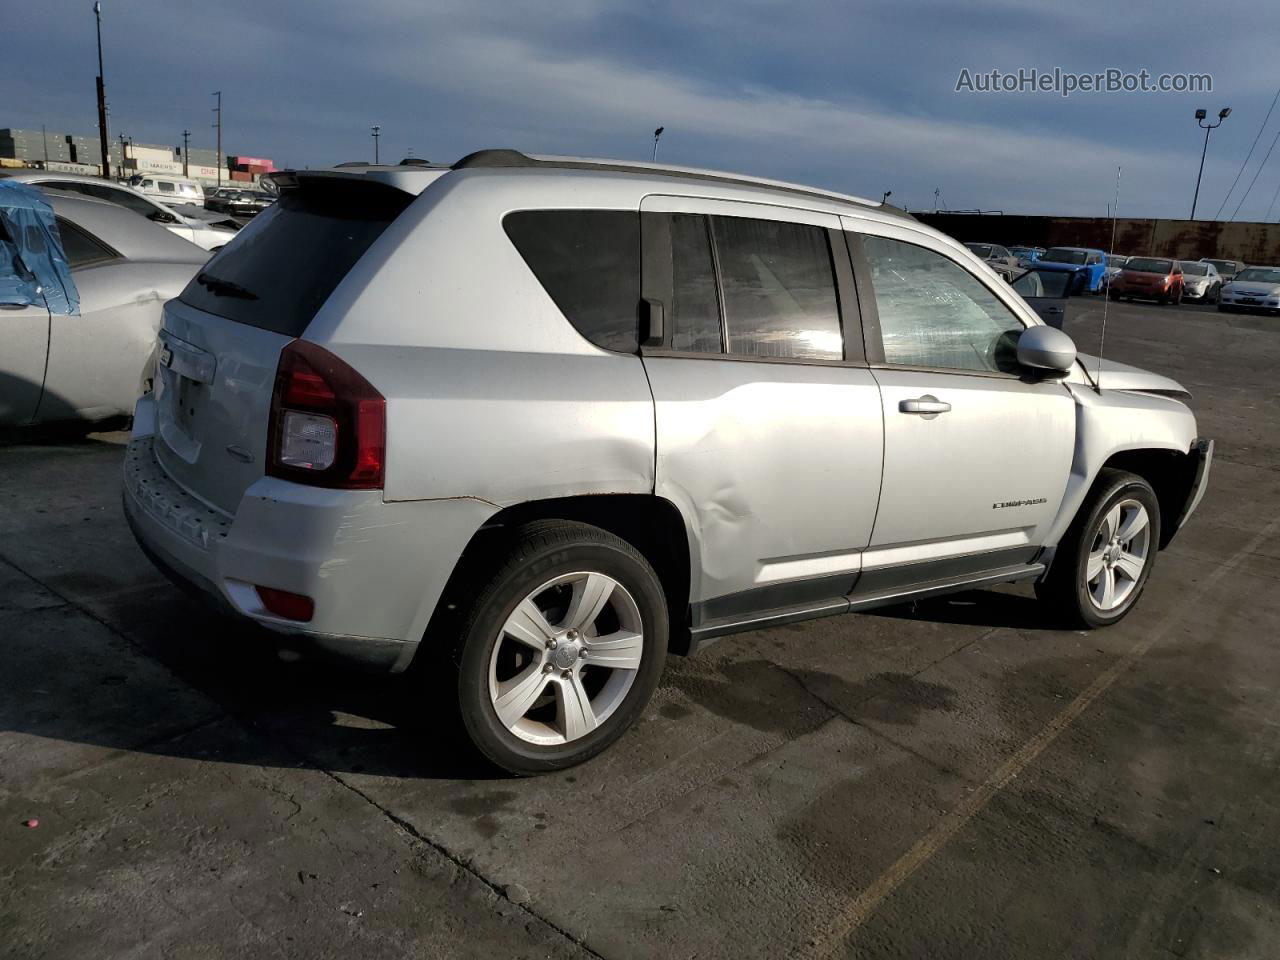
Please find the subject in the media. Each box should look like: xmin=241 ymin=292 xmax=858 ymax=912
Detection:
xmin=504 ymin=598 xmax=557 ymax=652
xmin=556 ymin=673 xmax=597 ymax=741
xmin=1116 ymin=505 xmax=1149 ymax=543
xmin=582 ymin=629 xmax=644 ymax=670
xmin=562 ymin=573 xmax=615 ymax=633
xmin=1100 ymin=504 xmax=1122 ymax=543
xmin=494 ymin=664 xmax=549 ymax=729
xmin=1086 ymin=550 xmax=1107 ymax=581
xmin=1094 ymin=566 xmax=1117 ymax=608
xmin=1115 ymin=551 xmax=1144 ymax=581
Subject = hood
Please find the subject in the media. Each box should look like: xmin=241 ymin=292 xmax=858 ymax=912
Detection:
xmin=1077 ymin=355 xmax=1189 ymax=397
xmin=1224 ymin=280 xmax=1280 ymax=295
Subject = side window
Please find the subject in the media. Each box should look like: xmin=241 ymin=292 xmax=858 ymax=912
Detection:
xmin=668 ymin=213 xmax=721 ymax=352
xmin=158 ymin=181 xmax=176 ymax=193
xmin=710 ymin=216 xmax=843 ymax=360
xmin=503 ymin=210 xmax=640 ymax=353
xmin=861 ymin=235 xmax=1024 ymax=374
xmin=55 ymin=218 xmax=117 ymax=269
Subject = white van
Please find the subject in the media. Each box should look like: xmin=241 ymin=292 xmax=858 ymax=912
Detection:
xmin=132 ymin=174 xmax=205 ymax=209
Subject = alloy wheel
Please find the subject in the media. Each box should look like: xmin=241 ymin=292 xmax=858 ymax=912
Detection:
xmin=488 ymin=572 xmax=644 ymax=746
xmin=1086 ymin=499 xmax=1151 ymax=612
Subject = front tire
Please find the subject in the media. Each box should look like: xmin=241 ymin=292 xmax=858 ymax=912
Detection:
xmin=1036 ymin=469 xmax=1161 ymax=628
xmin=451 ymin=520 xmax=668 ymax=775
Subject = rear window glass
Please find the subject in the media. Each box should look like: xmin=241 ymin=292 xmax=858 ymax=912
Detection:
xmin=503 ymin=210 xmax=640 ymax=353
xmin=179 ymin=180 xmax=411 ymax=336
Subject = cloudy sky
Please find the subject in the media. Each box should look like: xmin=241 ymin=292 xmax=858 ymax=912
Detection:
xmin=9 ymin=0 xmax=1280 ymax=218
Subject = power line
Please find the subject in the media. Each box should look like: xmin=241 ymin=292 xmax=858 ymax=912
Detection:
xmin=1215 ymin=83 xmax=1280 ymax=220
xmin=1228 ymin=122 xmax=1280 ymax=221
xmin=1265 ymin=177 xmax=1280 ymax=222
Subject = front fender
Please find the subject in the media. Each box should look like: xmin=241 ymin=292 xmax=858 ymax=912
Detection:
xmin=1040 ymin=383 xmax=1199 ymax=555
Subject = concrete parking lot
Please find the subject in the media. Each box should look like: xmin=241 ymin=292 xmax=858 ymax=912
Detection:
xmin=2 ymin=298 xmax=1279 ymax=959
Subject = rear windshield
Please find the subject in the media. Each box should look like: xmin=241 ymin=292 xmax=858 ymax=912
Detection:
xmin=178 ymin=179 xmax=412 ymax=336
xmin=1043 ymin=248 xmax=1087 ymax=264
xmin=1125 ymin=257 xmax=1173 ymax=273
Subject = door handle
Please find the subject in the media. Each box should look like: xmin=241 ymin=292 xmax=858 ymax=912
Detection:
xmin=899 ymin=395 xmax=951 ymax=416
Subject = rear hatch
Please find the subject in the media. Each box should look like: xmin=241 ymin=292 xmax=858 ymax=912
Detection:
xmin=152 ymin=177 xmax=414 ymax=514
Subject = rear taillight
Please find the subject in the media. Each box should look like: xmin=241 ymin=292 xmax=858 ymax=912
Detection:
xmin=255 ymin=586 xmax=315 ymax=622
xmin=267 ymin=340 xmax=385 ymax=489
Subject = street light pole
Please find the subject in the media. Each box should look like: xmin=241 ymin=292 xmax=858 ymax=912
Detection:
xmin=371 ymin=125 xmax=381 ymax=164
xmin=1190 ymin=107 xmax=1231 ymax=220
xmin=94 ymin=2 xmax=111 ymax=180
xmin=212 ymin=91 xmax=222 ymax=187
xmin=652 ymin=126 xmax=664 ymax=163
xmin=181 ymin=129 xmax=190 ymax=177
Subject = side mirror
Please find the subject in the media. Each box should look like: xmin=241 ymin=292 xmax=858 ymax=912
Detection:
xmin=1017 ymin=325 xmax=1076 ymax=374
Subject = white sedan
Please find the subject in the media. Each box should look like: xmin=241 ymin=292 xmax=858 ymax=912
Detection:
xmin=1218 ymin=265 xmax=1280 ymax=315
xmin=0 ymin=171 xmax=236 ymax=252
xmin=1 ymin=191 xmax=207 ymax=427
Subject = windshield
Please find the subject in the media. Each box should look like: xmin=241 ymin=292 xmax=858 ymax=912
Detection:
xmin=965 ymin=243 xmax=994 ymax=258
xmin=1106 ymin=256 xmax=1127 ymax=267
xmin=1203 ymin=259 xmax=1234 ymax=271
xmin=1043 ymin=248 xmax=1087 ymax=264
xmin=1124 ymin=257 xmax=1173 ymax=274
xmin=1233 ymin=267 xmax=1280 ymax=284
xmin=1180 ymin=262 xmax=1208 ymax=276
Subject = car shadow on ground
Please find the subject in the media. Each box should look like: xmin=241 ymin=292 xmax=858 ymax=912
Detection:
xmin=868 ymin=587 xmax=1063 ymax=631
xmin=5 ymin=577 xmax=1071 ymax=784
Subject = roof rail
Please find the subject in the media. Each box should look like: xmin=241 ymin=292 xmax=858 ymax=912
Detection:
xmin=451 ymin=148 xmax=902 ymax=217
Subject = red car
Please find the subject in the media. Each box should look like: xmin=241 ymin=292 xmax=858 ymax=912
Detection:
xmin=1111 ymin=257 xmax=1184 ymax=305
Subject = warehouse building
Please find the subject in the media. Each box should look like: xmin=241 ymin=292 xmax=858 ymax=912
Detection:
xmin=1 ymin=127 xmax=274 ymax=186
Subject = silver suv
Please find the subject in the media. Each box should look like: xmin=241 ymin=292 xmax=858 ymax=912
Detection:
xmin=123 ymin=150 xmax=1212 ymax=774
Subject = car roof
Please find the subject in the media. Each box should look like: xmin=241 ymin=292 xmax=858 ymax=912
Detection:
xmin=41 ymin=190 xmax=208 ymax=265
xmin=271 ymin=147 xmax=910 ymax=221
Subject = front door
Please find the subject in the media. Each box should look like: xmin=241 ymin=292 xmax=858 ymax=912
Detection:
xmin=0 ymin=302 xmax=50 ymax=426
xmin=844 ymin=220 xmax=1075 ymax=589
xmin=640 ymin=196 xmax=884 ymax=621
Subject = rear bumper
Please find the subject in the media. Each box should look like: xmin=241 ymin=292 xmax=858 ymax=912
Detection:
xmin=123 ymin=397 xmax=497 ymax=672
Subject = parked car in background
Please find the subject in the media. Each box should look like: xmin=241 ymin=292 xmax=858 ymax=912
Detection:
xmin=1201 ymin=258 xmax=1246 ymax=283
xmin=1010 ymin=245 xmax=1045 ymax=266
xmin=122 ymin=150 xmax=1211 ymax=774
xmin=206 ymin=188 xmax=267 ymax=216
xmin=1218 ymin=265 xmax=1280 ymax=314
xmin=1103 ymin=255 xmax=1129 ymax=287
xmin=1035 ymin=246 xmax=1108 ymax=293
xmin=1178 ymin=261 xmax=1222 ymax=303
xmin=0 ymin=171 xmax=234 ymax=252
xmin=1111 ymin=257 xmax=1185 ymax=305
xmin=964 ymin=242 xmax=1022 ymax=280
xmin=130 ymin=174 xmax=206 ymax=209
xmin=1 ymin=191 xmax=207 ymax=427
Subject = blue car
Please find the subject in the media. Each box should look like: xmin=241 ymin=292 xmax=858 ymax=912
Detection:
xmin=1009 ymin=245 xmax=1044 ymax=264
xmin=1034 ymin=246 xmax=1108 ymax=293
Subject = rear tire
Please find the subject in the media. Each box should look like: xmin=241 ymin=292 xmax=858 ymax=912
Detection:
xmin=448 ymin=520 xmax=668 ymax=775
xmin=1036 ymin=469 xmax=1161 ymax=628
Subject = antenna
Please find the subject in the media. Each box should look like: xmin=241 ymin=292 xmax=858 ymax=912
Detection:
xmin=1096 ymin=166 xmax=1121 ymax=394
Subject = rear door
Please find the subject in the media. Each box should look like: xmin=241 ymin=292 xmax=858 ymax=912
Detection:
xmin=845 ymin=219 xmax=1074 ymax=587
xmin=151 ymin=177 xmax=413 ymax=514
xmin=639 ymin=196 xmax=883 ymax=619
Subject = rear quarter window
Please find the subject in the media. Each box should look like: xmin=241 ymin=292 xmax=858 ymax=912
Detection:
xmin=503 ymin=210 xmax=640 ymax=353
xmin=178 ymin=179 xmax=412 ymax=336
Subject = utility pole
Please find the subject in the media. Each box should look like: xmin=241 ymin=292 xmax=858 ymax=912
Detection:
xmin=212 ymin=91 xmax=222 ymax=186
xmin=42 ymin=125 xmax=49 ymax=164
xmin=181 ymin=129 xmax=190 ymax=177
xmin=94 ymin=2 xmax=111 ymax=179
xmin=117 ymin=132 xmax=127 ymax=177
xmin=371 ymin=125 xmax=381 ymax=164
xmin=1190 ymin=107 xmax=1231 ymax=220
